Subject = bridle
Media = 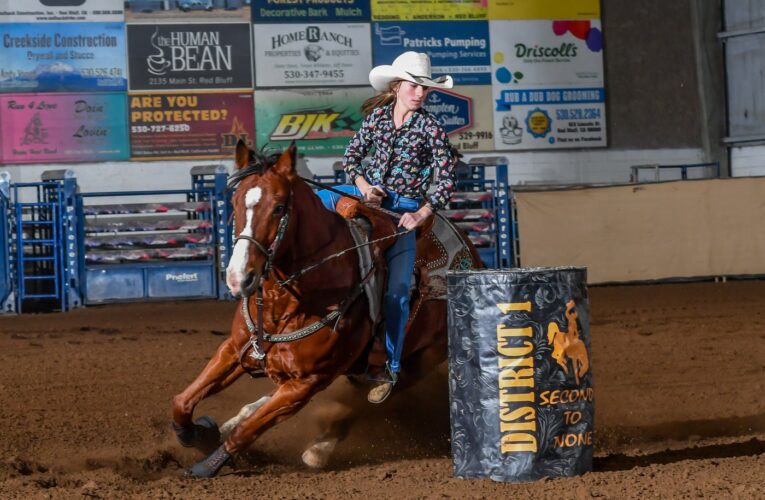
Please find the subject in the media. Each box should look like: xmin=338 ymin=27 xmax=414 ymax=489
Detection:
xmin=233 ymin=209 xmax=290 ymax=281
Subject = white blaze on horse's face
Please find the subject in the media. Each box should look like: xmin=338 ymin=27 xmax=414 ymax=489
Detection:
xmin=226 ymin=186 xmax=262 ymax=295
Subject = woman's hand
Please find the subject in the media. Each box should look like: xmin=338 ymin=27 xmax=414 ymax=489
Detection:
xmin=399 ymin=205 xmax=433 ymax=230
xmin=363 ymin=184 xmax=386 ymax=207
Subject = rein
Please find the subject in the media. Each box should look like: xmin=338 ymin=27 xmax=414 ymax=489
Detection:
xmin=236 ymin=220 xmax=409 ymax=364
xmin=276 ymin=227 xmax=411 ymax=289
xmin=272 ymin=175 xmax=412 ymax=288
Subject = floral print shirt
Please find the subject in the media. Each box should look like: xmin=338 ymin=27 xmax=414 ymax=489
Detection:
xmin=343 ymin=104 xmax=455 ymax=211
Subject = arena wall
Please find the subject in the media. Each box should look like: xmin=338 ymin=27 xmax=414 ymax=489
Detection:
xmin=1 ymin=0 xmax=719 ymax=194
xmin=2 ymin=147 xmax=706 ymax=201
xmin=513 ymin=176 xmax=765 ymax=283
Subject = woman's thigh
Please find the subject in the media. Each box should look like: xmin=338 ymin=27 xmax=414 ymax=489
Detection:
xmin=316 ymin=185 xmax=361 ymax=212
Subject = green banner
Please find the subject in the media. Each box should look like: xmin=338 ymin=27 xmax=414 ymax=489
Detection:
xmin=255 ymin=88 xmax=373 ymax=156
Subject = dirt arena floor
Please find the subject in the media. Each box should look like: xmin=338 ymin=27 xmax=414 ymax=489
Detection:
xmin=1 ymin=280 xmax=764 ymax=498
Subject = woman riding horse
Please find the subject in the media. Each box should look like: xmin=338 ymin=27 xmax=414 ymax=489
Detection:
xmin=317 ymin=51 xmax=456 ymax=403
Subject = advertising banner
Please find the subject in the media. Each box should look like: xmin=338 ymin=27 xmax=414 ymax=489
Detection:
xmin=0 ymin=0 xmax=124 ymax=22
xmin=125 ymin=1 xmax=250 ymax=23
xmin=129 ymin=92 xmax=255 ymax=159
xmin=0 ymin=23 xmax=127 ymax=93
xmin=488 ymin=0 xmax=599 ymax=21
xmin=127 ymin=23 xmax=253 ymax=91
xmin=254 ymin=23 xmax=371 ymax=88
xmin=255 ymin=88 xmax=373 ymax=156
xmin=424 ymin=86 xmax=494 ymax=153
xmin=490 ymin=20 xmax=606 ymax=150
xmin=252 ymin=0 xmax=370 ymax=23
xmin=447 ymin=267 xmax=593 ymax=481
xmin=0 ymin=93 xmax=129 ymax=164
xmin=371 ymin=0 xmax=486 ymax=21
xmin=372 ymin=21 xmax=490 ymax=86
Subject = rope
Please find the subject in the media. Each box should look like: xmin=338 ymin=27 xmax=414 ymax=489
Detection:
xmin=277 ymin=225 xmax=413 ymax=289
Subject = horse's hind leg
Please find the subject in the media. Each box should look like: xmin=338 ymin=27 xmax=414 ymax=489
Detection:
xmin=301 ymin=304 xmax=448 ymax=469
xmin=298 ymin=345 xmax=447 ymax=470
xmin=302 ymin=378 xmax=365 ymax=468
xmin=171 ymin=337 xmax=245 ymax=450
xmin=219 ymin=393 xmax=273 ymax=438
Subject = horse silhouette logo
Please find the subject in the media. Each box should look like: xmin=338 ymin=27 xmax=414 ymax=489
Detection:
xmin=546 ymin=300 xmax=589 ymax=384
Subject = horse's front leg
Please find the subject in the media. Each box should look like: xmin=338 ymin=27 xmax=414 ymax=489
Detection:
xmin=185 ymin=375 xmax=328 ymax=478
xmin=171 ymin=336 xmax=245 ymax=450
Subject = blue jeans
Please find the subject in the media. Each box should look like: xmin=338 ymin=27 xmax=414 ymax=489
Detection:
xmin=317 ymin=185 xmax=418 ymax=374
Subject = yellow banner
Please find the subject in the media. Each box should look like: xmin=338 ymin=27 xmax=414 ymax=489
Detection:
xmin=488 ymin=0 xmax=600 ymax=20
xmin=371 ymin=0 xmax=488 ymax=21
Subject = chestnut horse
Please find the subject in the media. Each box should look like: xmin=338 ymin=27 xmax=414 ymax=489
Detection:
xmin=171 ymin=141 xmax=481 ymax=477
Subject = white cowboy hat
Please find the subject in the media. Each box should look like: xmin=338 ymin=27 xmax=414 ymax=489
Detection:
xmin=369 ymin=51 xmax=454 ymax=92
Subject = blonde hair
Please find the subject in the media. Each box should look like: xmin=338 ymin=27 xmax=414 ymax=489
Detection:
xmin=361 ymin=81 xmax=401 ymax=116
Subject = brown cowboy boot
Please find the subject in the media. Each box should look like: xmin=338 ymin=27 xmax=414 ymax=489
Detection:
xmin=367 ymin=363 xmax=397 ymax=404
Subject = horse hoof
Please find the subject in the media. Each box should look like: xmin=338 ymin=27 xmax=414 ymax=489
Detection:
xmin=301 ymin=438 xmax=338 ymax=469
xmin=173 ymin=423 xmax=196 ymax=448
xmin=193 ymin=416 xmax=221 ymax=451
xmin=183 ymin=444 xmax=231 ymax=478
xmin=173 ymin=416 xmax=220 ymax=451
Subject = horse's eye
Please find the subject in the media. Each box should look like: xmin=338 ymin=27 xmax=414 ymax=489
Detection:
xmin=273 ymin=204 xmax=286 ymax=216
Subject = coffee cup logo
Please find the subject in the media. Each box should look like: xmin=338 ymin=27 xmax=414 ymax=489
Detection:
xmin=146 ymin=28 xmax=171 ymax=76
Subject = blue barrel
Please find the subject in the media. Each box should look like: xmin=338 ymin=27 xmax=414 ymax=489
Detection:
xmin=446 ymin=267 xmax=593 ymax=482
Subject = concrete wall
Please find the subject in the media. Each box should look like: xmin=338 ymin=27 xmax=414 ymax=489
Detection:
xmin=603 ymin=0 xmax=703 ymax=149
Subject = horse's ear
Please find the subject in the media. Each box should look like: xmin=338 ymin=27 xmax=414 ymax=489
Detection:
xmin=272 ymin=142 xmax=298 ymax=181
xmin=234 ymin=139 xmax=252 ymax=170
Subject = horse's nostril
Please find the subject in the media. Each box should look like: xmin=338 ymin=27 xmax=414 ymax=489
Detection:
xmin=241 ymin=271 xmax=254 ymax=289
xmin=240 ymin=270 xmax=260 ymax=296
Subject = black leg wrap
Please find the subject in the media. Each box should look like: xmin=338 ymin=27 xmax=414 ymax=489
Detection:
xmin=172 ymin=422 xmax=197 ymax=448
xmin=184 ymin=445 xmax=232 ymax=478
xmin=172 ymin=416 xmax=221 ymax=451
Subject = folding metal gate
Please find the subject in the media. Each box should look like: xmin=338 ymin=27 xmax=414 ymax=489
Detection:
xmin=0 ymin=172 xmax=13 ymax=313
xmin=10 ymin=171 xmax=80 ymax=313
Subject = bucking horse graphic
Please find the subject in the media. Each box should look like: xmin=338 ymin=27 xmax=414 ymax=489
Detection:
xmin=546 ymin=300 xmax=589 ymax=385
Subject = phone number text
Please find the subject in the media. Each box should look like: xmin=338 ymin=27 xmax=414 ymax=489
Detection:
xmin=284 ymin=69 xmax=344 ymax=80
xmin=131 ymin=124 xmax=191 ymax=134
